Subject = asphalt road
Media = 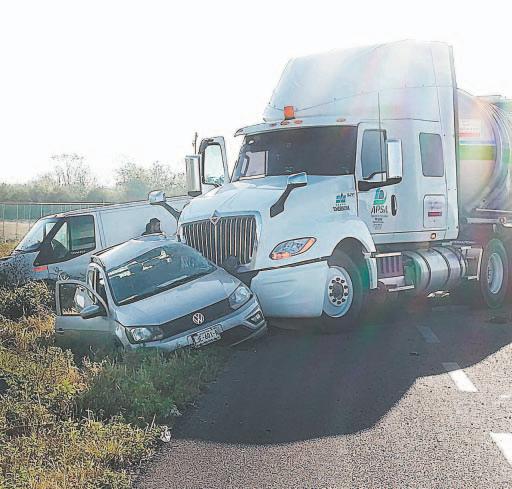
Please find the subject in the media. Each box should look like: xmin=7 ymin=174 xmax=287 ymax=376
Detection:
xmin=137 ymin=299 xmax=512 ymax=488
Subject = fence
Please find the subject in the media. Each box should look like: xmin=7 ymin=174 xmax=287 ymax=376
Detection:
xmin=0 ymin=202 xmax=112 ymax=242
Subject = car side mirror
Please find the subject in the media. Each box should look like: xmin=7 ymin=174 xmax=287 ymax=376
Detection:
xmin=185 ymin=155 xmax=202 ymax=197
xmin=80 ymin=303 xmax=106 ymax=320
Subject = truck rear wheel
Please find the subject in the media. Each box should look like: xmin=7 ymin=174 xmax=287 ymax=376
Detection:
xmin=479 ymin=238 xmax=509 ymax=309
xmin=320 ymin=250 xmax=366 ymax=333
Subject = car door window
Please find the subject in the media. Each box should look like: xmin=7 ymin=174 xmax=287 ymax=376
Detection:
xmin=57 ymin=281 xmax=107 ymax=317
xmin=58 ymin=282 xmax=91 ymax=316
xmin=69 ymin=215 xmax=96 ymax=254
xmin=36 ymin=215 xmax=96 ymax=265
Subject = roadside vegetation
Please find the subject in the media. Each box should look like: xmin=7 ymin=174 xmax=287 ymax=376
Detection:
xmin=0 ymin=153 xmax=187 ymax=204
xmin=0 ymin=281 xmax=228 ymax=488
xmin=0 ymin=241 xmax=15 ymax=258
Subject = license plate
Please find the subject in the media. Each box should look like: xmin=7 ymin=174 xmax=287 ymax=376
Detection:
xmin=191 ymin=326 xmax=221 ymax=347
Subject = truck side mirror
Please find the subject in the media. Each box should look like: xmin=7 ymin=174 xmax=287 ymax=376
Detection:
xmin=148 ymin=190 xmax=181 ymax=221
xmin=358 ymin=139 xmax=403 ymax=192
xmin=185 ymin=155 xmax=202 ymax=197
xmin=148 ymin=190 xmax=166 ymax=204
xmin=386 ymin=139 xmax=403 ymax=180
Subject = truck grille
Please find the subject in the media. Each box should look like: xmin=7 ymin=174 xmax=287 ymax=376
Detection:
xmin=182 ymin=216 xmax=257 ymax=266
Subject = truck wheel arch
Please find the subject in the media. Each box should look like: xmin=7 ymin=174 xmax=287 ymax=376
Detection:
xmin=330 ymin=238 xmax=376 ymax=290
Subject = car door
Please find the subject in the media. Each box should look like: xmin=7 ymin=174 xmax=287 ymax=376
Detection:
xmin=55 ymin=279 xmax=115 ymax=347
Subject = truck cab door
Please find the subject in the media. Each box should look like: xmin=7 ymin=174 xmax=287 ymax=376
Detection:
xmin=55 ymin=279 xmax=115 ymax=349
xmin=186 ymin=136 xmax=230 ymax=196
xmin=355 ymin=123 xmax=404 ymax=240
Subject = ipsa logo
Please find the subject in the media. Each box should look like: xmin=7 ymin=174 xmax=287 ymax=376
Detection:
xmin=373 ymin=188 xmax=387 ymax=205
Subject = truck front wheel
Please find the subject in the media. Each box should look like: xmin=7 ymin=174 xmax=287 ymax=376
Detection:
xmin=321 ymin=250 xmax=366 ymax=332
xmin=479 ymin=238 xmax=509 ymax=309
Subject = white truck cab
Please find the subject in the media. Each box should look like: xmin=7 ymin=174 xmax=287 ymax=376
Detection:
xmin=178 ymin=41 xmax=512 ymax=329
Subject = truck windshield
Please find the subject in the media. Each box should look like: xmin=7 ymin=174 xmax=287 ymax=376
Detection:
xmin=106 ymin=243 xmax=216 ymax=305
xmin=232 ymin=126 xmax=357 ymax=180
xmin=15 ymin=217 xmax=60 ymax=253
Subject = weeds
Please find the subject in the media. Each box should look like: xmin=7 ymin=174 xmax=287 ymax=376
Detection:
xmin=0 ymin=305 xmax=228 ymax=487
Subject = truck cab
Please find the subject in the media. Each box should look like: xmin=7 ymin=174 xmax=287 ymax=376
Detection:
xmin=177 ymin=41 xmax=512 ymax=329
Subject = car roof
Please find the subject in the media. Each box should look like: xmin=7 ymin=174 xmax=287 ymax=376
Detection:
xmin=92 ymin=234 xmax=181 ymax=270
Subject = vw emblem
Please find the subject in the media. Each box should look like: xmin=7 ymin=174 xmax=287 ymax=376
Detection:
xmin=210 ymin=211 xmax=220 ymax=225
xmin=192 ymin=312 xmax=205 ymax=325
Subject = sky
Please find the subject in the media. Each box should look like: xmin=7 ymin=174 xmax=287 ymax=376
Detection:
xmin=0 ymin=0 xmax=510 ymax=184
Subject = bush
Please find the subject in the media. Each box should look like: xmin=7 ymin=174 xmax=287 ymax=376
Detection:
xmin=0 ymin=282 xmax=53 ymax=320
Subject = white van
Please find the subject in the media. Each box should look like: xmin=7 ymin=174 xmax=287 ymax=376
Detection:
xmin=0 ymin=196 xmax=190 ymax=284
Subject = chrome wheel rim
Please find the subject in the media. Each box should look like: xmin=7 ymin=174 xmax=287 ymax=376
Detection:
xmin=323 ymin=266 xmax=353 ymax=317
xmin=487 ymin=252 xmax=504 ymax=295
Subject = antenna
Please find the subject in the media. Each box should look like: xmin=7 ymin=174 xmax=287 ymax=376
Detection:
xmin=378 ymin=92 xmax=384 ymax=179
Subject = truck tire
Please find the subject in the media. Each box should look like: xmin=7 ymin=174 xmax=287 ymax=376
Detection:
xmin=479 ymin=238 xmax=509 ymax=309
xmin=320 ymin=250 xmax=367 ymax=333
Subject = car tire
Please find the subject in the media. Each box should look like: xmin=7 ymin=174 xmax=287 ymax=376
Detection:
xmin=320 ymin=250 xmax=367 ymax=333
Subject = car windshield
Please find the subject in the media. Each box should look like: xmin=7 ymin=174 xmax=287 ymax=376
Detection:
xmin=15 ymin=217 xmax=60 ymax=253
xmin=232 ymin=126 xmax=357 ymax=180
xmin=106 ymin=243 xmax=216 ymax=305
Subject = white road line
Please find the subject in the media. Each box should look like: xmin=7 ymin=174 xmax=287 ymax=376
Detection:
xmin=442 ymin=362 xmax=478 ymax=392
xmin=490 ymin=433 xmax=512 ymax=466
xmin=416 ymin=325 xmax=440 ymax=344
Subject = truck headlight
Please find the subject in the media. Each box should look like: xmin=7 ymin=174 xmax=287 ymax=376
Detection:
xmin=126 ymin=326 xmax=164 ymax=343
xmin=229 ymin=284 xmax=252 ymax=310
xmin=270 ymin=237 xmax=316 ymax=260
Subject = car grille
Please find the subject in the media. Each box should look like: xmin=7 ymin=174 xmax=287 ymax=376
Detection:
xmin=159 ymin=298 xmax=232 ymax=339
xmin=182 ymin=215 xmax=257 ymax=266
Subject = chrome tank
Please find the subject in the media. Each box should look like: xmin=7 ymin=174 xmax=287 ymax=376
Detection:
xmin=458 ymin=91 xmax=512 ymax=215
xmin=404 ymin=247 xmax=467 ymax=294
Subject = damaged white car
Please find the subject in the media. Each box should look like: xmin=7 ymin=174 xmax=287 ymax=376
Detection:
xmin=55 ymin=234 xmax=267 ymax=351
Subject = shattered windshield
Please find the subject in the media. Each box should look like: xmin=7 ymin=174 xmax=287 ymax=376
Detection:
xmin=107 ymin=243 xmax=216 ymax=305
xmin=15 ymin=217 xmax=60 ymax=253
xmin=232 ymin=126 xmax=357 ymax=180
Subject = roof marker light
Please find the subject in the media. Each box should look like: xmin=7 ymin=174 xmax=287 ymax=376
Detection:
xmin=284 ymin=105 xmax=295 ymax=120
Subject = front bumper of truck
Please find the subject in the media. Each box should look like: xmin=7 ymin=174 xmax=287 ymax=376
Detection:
xmin=248 ymin=260 xmax=329 ymax=318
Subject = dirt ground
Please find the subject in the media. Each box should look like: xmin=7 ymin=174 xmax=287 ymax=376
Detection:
xmin=0 ymin=221 xmax=31 ymax=243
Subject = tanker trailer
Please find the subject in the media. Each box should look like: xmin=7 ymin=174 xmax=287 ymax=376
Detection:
xmin=458 ymin=92 xmax=512 ymax=216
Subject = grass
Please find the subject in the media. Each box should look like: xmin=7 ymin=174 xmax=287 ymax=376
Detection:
xmin=0 ymin=241 xmax=15 ymax=257
xmin=0 ymin=285 xmax=229 ymax=488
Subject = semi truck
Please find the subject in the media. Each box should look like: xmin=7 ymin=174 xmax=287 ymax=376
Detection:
xmin=174 ymin=40 xmax=512 ymax=329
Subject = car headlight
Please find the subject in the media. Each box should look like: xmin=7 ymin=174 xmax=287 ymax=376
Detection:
xmin=270 ymin=237 xmax=316 ymax=260
xmin=126 ymin=326 xmax=164 ymax=343
xmin=229 ymin=284 xmax=252 ymax=310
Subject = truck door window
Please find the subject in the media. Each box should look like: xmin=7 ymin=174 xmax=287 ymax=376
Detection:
xmin=361 ymin=129 xmax=387 ymax=179
xmin=203 ymin=145 xmax=225 ymax=186
xmin=420 ymin=133 xmax=444 ymax=177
